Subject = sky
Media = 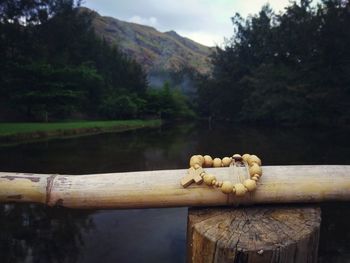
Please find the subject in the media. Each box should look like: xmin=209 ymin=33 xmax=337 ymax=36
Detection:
xmin=84 ymin=0 xmax=292 ymax=47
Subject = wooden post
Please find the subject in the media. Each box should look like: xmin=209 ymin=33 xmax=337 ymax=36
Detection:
xmin=187 ymin=206 xmax=321 ymax=263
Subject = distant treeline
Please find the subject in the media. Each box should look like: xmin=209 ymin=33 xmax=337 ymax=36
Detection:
xmin=0 ymin=0 xmax=194 ymax=121
xmin=197 ymin=0 xmax=350 ymax=126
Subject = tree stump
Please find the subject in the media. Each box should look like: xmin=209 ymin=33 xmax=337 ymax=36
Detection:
xmin=187 ymin=206 xmax=321 ymax=263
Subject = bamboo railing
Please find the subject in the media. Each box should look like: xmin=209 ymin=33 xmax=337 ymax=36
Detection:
xmin=0 ymin=165 xmax=349 ymax=209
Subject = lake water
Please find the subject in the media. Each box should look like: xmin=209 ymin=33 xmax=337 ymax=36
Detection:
xmin=0 ymin=122 xmax=349 ymax=263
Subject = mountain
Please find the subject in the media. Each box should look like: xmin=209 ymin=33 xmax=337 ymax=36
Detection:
xmin=85 ymin=8 xmax=213 ymax=75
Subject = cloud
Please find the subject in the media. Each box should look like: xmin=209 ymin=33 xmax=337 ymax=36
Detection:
xmin=128 ymin=16 xmax=158 ymax=27
xmin=85 ymin=0 xmax=301 ymax=46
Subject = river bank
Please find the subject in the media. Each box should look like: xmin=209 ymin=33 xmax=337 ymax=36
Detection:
xmin=0 ymin=119 xmax=161 ymax=145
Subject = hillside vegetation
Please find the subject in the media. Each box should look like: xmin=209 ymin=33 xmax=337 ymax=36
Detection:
xmin=89 ymin=7 xmax=212 ymax=75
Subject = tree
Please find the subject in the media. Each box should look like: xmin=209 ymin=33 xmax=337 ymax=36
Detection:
xmin=0 ymin=0 xmax=149 ymax=121
xmin=145 ymin=82 xmax=195 ymax=119
xmin=197 ymin=0 xmax=350 ymax=126
xmin=8 ymin=63 xmax=103 ymax=121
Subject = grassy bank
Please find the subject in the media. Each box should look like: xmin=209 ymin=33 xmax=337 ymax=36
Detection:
xmin=0 ymin=119 xmax=161 ymax=144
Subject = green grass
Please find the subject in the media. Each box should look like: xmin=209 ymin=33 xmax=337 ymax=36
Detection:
xmin=0 ymin=120 xmax=161 ymax=136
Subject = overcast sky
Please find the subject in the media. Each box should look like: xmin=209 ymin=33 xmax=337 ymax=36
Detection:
xmin=84 ymin=0 xmax=292 ymax=47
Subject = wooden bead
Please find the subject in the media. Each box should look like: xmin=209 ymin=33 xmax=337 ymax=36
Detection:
xmin=222 ymin=157 xmax=232 ymax=167
xmin=203 ymin=174 xmax=216 ymax=185
xmin=243 ymin=179 xmax=257 ymax=192
xmin=232 ymin=154 xmax=242 ymax=161
xmin=203 ymin=155 xmax=213 ymax=167
xmin=249 ymin=163 xmax=262 ymax=176
xmin=215 ymin=181 xmax=221 ymax=187
xmin=221 ymin=181 xmax=234 ymax=194
xmin=242 ymin=154 xmax=251 ymax=162
xmin=248 ymin=155 xmax=262 ymax=166
xmin=211 ymin=179 xmax=217 ymax=186
xmin=190 ymin=155 xmax=201 ymax=167
xmin=197 ymin=155 xmax=205 ymax=165
xmin=213 ymin=158 xmax=222 ymax=167
xmin=234 ymin=183 xmax=247 ymax=197
xmin=252 ymin=176 xmax=259 ymax=181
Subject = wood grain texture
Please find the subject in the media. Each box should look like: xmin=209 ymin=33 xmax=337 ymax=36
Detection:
xmin=187 ymin=206 xmax=321 ymax=263
xmin=0 ymin=165 xmax=349 ymax=209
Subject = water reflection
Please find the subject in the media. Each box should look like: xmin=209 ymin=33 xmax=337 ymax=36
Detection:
xmin=0 ymin=122 xmax=349 ymax=262
xmin=0 ymin=204 xmax=94 ymax=263
xmin=78 ymin=208 xmax=187 ymax=263
xmin=319 ymin=203 xmax=350 ymax=263
xmin=0 ymin=123 xmax=349 ymax=174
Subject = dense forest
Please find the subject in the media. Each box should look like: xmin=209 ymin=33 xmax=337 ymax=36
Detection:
xmin=0 ymin=0 xmax=193 ymax=121
xmin=1 ymin=0 xmax=349 ymax=126
xmin=197 ymin=0 xmax=350 ymax=126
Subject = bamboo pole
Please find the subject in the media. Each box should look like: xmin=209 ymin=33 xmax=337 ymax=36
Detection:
xmin=0 ymin=165 xmax=349 ymax=209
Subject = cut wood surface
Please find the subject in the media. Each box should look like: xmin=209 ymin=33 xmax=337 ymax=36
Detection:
xmin=187 ymin=206 xmax=321 ymax=263
xmin=0 ymin=165 xmax=349 ymax=209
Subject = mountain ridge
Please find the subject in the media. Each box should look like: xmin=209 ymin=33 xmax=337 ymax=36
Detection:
xmin=84 ymin=7 xmax=213 ymax=75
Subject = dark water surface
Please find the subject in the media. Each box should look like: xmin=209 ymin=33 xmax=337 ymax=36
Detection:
xmin=0 ymin=122 xmax=349 ymax=263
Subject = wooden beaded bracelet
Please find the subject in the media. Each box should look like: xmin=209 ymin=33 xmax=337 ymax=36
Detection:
xmin=180 ymin=154 xmax=262 ymax=197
